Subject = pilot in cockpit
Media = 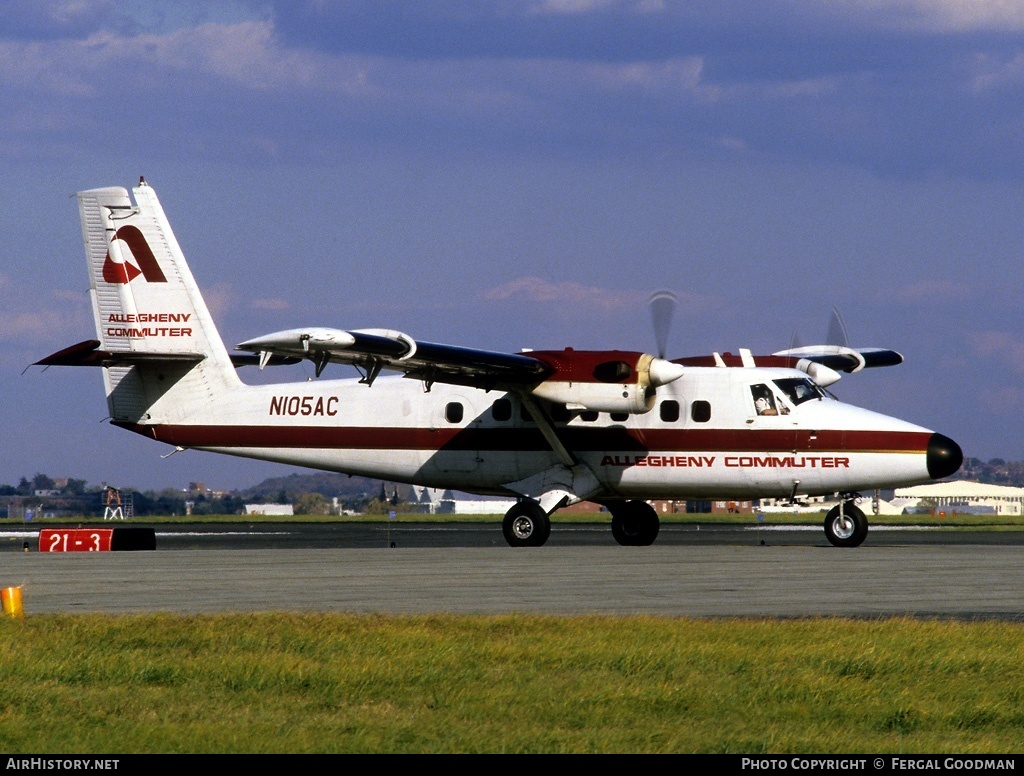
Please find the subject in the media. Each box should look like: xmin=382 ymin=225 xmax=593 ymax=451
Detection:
xmin=752 ymin=384 xmax=778 ymax=416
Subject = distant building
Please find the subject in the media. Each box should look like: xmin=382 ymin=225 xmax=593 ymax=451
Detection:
xmin=244 ymin=503 xmax=294 ymax=516
xmin=651 ymin=499 xmax=756 ymax=514
xmin=894 ymin=481 xmax=1024 ymax=515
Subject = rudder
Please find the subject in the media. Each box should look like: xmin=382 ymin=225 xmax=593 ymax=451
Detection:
xmin=77 ymin=180 xmax=240 ymax=423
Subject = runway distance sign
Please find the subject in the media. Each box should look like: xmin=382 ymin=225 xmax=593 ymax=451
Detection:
xmin=39 ymin=529 xmax=113 ymax=552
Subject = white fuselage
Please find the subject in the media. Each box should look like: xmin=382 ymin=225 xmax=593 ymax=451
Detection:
xmin=123 ymin=365 xmax=938 ymax=501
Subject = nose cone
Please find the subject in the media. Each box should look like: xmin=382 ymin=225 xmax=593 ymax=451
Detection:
xmin=648 ymin=357 xmax=686 ymax=387
xmin=927 ymin=433 xmax=963 ymax=480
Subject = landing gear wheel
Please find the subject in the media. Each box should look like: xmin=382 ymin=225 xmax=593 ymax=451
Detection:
xmin=502 ymin=501 xmax=551 ymax=547
xmin=824 ymin=501 xmax=868 ymax=547
xmin=610 ymin=500 xmax=661 ymax=546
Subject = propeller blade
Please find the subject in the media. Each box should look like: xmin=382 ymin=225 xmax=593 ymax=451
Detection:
xmin=826 ymin=306 xmax=850 ymax=348
xmin=648 ymin=290 xmax=677 ymax=359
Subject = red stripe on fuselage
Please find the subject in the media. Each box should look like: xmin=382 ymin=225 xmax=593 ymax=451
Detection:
xmin=114 ymin=422 xmax=931 ymax=454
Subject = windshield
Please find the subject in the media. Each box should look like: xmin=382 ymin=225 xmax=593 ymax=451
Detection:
xmin=773 ymin=377 xmax=824 ymax=406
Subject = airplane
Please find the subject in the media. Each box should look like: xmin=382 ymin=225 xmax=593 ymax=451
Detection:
xmin=37 ymin=179 xmax=963 ymax=548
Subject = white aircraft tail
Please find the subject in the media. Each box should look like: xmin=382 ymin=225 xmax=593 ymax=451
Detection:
xmin=76 ymin=180 xmax=241 ymax=424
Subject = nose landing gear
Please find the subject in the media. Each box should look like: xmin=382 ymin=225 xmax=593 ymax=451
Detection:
xmin=824 ymin=500 xmax=868 ymax=547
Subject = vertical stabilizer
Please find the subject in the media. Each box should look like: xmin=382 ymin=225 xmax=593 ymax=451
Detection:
xmin=78 ymin=180 xmax=240 ymax=423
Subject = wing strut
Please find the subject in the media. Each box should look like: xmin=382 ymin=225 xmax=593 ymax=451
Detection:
xmin=516 ymin=392 xmax=576 ymax=467
xmin=314 ymin=353 xmax=330 ymax=378
xmin=356 ymin=359 xmax=385 ymax=386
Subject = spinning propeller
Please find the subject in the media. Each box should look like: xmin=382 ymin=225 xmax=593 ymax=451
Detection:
xmin=647 ymin=289 xmax=678 ymax=359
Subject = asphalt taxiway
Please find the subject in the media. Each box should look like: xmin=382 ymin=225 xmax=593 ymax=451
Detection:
xmin=1 ymin=522 xmax=1022 ymax=618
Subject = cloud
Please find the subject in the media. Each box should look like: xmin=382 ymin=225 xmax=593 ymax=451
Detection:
xmin=251 ymin=298 xmax=290 ymax=310
xmin=967 ymin=330 xmax=1024 ymax=375
xmin=200 ymin=283 xmax=235 ymax=319
xmin=871 ymin=279 xmax=973 ymax=304
xmin=869 ymin=0 xmax=1024 ymax=32
xmin=530 ymin=0 xmax=666 ymax=15
xmin=970 ymin=51 xmax=1024 ymax=92
xmin=0 ymin=309 xmax=76 ymax=338
xmin=483 ymin=276 xmax=639 ymax=308
xmin=0 ymin=4 xmax=1021 ymax=176
xmin=0 ymin=1 xmax=114 ymax=41
xmin=481 ymin=276 xmax=714 ymax=313
xmin=0 ymin=284 xmax=89 ymax=349
xmin=0 ymin=21 xmax=369 ymax=99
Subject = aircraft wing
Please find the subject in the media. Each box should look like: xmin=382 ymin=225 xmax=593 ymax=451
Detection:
xmin=235 ymin=327 xmax=552 ymax=388
xmin=771 ymin=345 xmax=903 ymax=373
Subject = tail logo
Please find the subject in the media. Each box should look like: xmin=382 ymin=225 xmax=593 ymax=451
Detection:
xmin=102 ymin=225 xmax=168 ymax=284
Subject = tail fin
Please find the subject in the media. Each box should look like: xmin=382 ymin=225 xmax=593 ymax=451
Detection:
xmin=74 ymin=179 xmax=240 ymax=423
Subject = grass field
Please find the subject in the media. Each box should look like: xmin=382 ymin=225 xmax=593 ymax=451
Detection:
xmin=2 ymin=512 xmax=1021 ymax=754
xmin=1 ymin=613 xmax=1023 ymax=754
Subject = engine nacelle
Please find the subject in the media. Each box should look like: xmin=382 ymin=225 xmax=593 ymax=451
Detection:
xmin=795 ymin=358 xmax=843 ymax=387
xmin=527 ymin=350 xmax=684 ymax=415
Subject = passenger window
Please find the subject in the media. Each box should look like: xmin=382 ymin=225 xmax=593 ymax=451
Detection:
xmin=492 ymin=398 xmax=512 ymax=422
xmin=445 ymin=402 xmax=464 ymax=423
xmin=580 ymin=411 xmax=599 ymax=422
xmin=691 ymin=400 xmax=711 ymax=423
xmin=610 ymin=412 xmax=628 ymax=422
xmin=660 ymin=400 xmax=680 ymax=423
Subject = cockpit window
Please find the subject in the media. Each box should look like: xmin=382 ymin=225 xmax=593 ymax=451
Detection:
xmin=751 ymin=384 xmax=779 ymax=416
xmin=773 ymin=377 xmax=824 ymax=406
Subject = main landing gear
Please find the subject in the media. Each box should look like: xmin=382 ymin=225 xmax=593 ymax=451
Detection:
xmin=823 ymin=500 xmax=868 ymax=547
xmin=502 ymin=500 xmax=551 ymax=547
xmin=501 ymin=498 xmax=661 ymax=547
xmin=608 ymin=500 xmax=660 ymax=546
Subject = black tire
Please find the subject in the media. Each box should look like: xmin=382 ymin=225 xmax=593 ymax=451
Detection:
xmin=502 ymin=501 xmax=551 ymax=547
xmin=824 ymin=502 xmax=868 ymax=547
xmin=610 ymin=500 xmax=660 ymax=546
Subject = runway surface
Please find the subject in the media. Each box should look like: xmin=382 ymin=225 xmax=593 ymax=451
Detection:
xmin=2 ymin=522 xmax=1022 ymax=618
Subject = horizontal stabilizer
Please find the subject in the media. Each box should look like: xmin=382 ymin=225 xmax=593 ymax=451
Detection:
xmin=35 ymin=339 xmax=204 ymax=368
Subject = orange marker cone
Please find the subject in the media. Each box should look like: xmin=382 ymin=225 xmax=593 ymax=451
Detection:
xmin=1 ymin=586 xmax=24 ymax=619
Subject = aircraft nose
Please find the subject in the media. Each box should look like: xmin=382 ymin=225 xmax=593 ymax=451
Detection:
xmin=927 ymin=433 xmax=963 ymax=480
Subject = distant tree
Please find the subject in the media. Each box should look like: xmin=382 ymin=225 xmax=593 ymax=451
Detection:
xmin=364 ymin=498 xmax=387 ymax=515
xmin=217 ymin=495 xmax=245 ymax=515
xmin=134 ymin=488 xmax=187 ymax=517
xmin=31 ymin=473 xmax=55 ymax=491
xmin=294 ymin=492 xmax=328 ymax=515
xmin=61 ymin=478 xmax=87 ymax=495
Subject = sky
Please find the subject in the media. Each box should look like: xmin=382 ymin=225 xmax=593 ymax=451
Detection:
xmin=2 ymin=0 xmax=1024 ymax=492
